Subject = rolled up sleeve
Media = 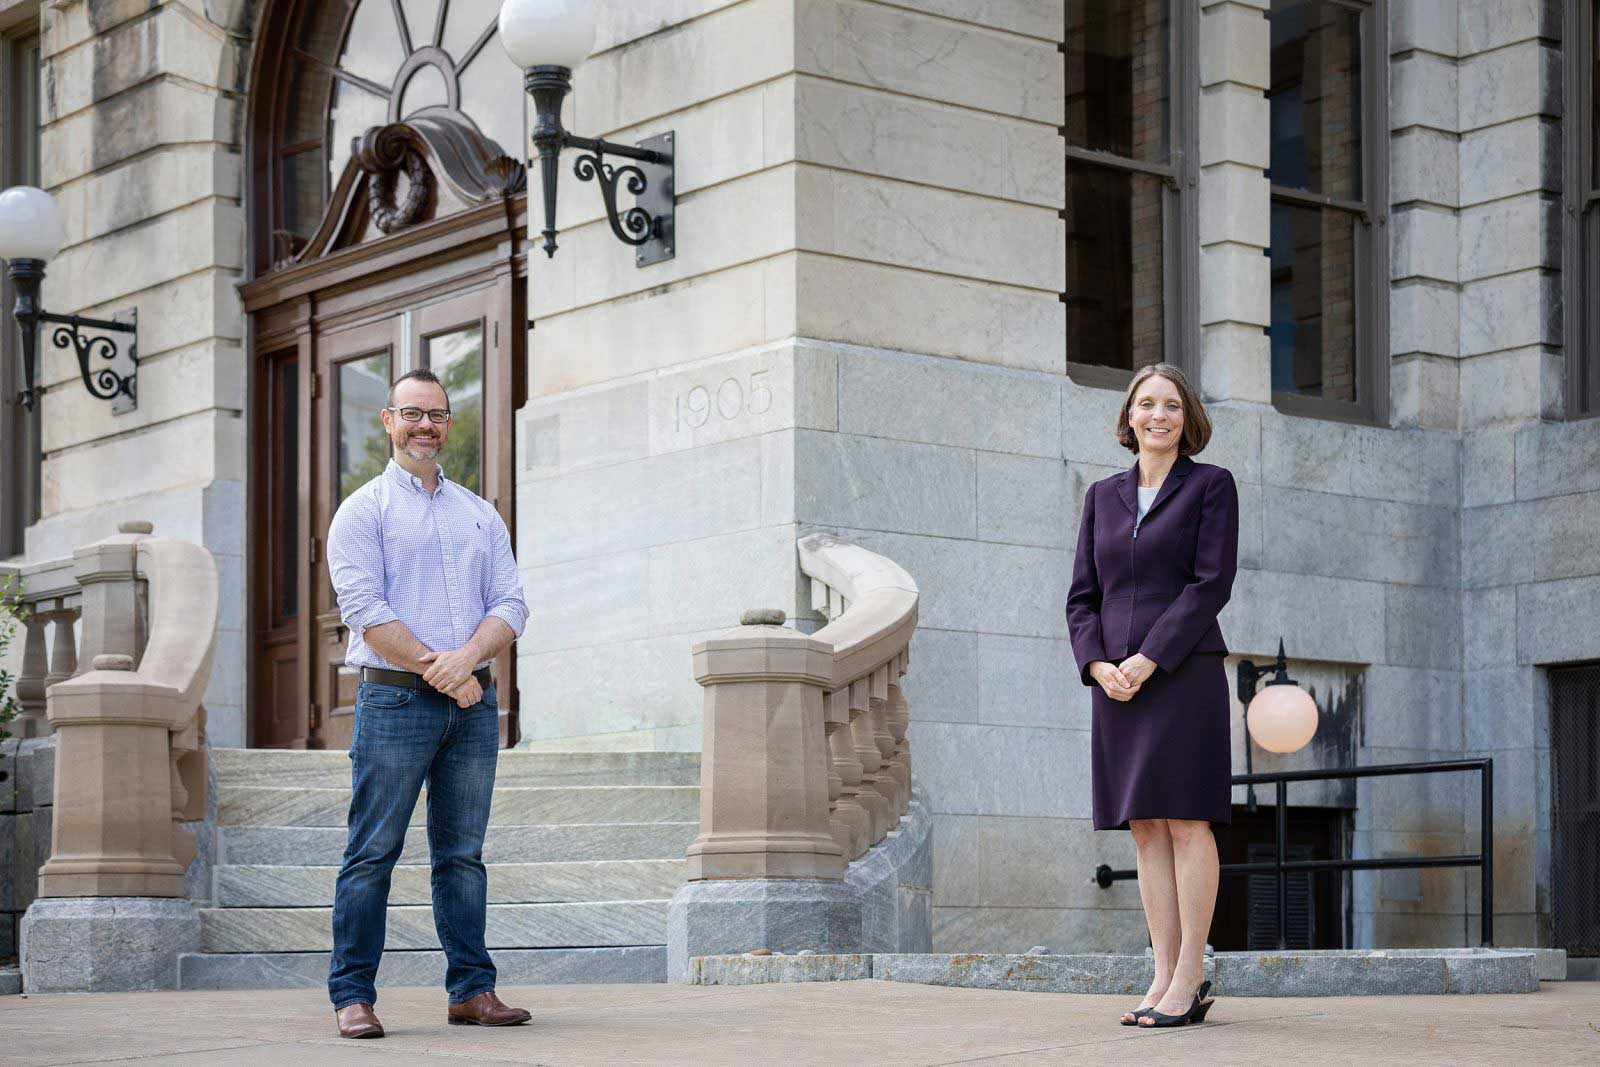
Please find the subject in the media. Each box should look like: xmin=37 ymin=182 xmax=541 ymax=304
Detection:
xmin=482 ymin=509 xmax=528 ymax=638
xmin=326 ymin=489 xmax=398 ymax=637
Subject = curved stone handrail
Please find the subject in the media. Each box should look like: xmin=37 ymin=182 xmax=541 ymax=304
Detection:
xmin=800 ymin=533 xmax=918 ymax=691
xmin=37 ymin=527 xmax=216 ymax=898
xmin=685 ymin=536 xmax=920 ymax=883
xmin=132 ymin=537 xmax=219 ymax=710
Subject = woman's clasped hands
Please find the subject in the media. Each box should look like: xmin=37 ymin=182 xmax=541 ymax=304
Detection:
xmin=1090 ymin=653 xmax=1158 ymax=702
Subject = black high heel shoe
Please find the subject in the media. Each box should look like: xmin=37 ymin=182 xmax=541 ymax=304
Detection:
xmin=1119 ymin=1007 xmax=1154 ymax=1026
xmin=1138 ymin=980 xmax=1214 ymax=1028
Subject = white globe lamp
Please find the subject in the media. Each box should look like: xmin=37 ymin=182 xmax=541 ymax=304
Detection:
xmin=0 ymin=185 xmax=66 ymax=263
xmin=499 ymin=0 xmax=597 ymax=71
xmin=1246 ymin=682 xmax=1319 ymax=754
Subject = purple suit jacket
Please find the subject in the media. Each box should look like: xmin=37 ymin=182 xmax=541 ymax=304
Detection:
xmin=1065 ymin=454 xmax=1239 ymax=686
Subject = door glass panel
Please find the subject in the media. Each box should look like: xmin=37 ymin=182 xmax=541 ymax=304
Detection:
xmin=427 ymin=324 xmax=484 ymax=495
xmin=338 ymin=351 xmax=393 ymax=504
xmin=274 ymin=355 xmax=300 ymax=621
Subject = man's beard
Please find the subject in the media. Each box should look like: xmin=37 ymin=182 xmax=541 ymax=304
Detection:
xmin=399 ymin=432 xmax=440 ymax=463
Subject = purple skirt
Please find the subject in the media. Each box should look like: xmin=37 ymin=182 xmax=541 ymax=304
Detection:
xmin=1091 ymin=651 xmax=1232 ymax=831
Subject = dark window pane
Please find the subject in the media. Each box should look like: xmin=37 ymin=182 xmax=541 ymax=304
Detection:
xmin=338 ymin=351 xmax=394 ymax=504
xmin=459 ymin=40 xmax=527 ymax=158
xmin=400 ymin=0 xmax=439 ymax=48
xmin=442 ymin=0 xmax=500 ymax=68
xmin=427 ymin=325 xmax=484 ymax=496
xmin=280 ymin=147 xmax=326 ymax=246
xmin=340 ymin=0 xmax=407 ymax=86
xmin=1063 ymin=0 xmax=1169 ymax=162
xmin=398 ymin=62 xmax=450 ymax=118
xmin=1064 ymin=163 xmax=1166 ymax=370
xmin=274 ymin=356 xmax=300 ymax=621
xmin=327 ymin=77 xmax=391 ymax=186
xmin=1270 ymin=0 xmax=1362 ymax=199
xmin=1270 ymin=201 xmax=1358 ymax=401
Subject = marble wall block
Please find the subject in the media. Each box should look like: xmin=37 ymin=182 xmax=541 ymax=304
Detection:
xmin=1513 ymin=417 xmax=1600 ymax=499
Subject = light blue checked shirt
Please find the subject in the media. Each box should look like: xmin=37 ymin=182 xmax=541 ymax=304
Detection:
xmin=326 ymin=459 xmax=528 ymax=671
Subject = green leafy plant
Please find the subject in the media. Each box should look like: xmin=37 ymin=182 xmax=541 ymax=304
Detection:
xmin=0 ymin=570 xmax=25 ymax=742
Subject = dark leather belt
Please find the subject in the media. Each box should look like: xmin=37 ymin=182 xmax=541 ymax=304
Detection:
xmin=361 ymin=665 xmax=492 ymax=692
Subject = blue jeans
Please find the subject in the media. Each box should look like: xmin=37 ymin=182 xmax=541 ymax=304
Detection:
xmin=328 ymin=680 xmax=500 ymax=1010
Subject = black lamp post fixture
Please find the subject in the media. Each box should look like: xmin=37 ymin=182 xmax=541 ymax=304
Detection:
xmin=499 ymin=0 xmax=675 ymax=266
xmin=0 ymin=186 xmax=138 ymax=414
xmin=1235 ymin=638 xmax=1319 ymax=813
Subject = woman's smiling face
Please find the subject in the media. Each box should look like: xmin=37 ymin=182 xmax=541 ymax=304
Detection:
xmin=1129 ymin=374 xmax=1184 ymax=456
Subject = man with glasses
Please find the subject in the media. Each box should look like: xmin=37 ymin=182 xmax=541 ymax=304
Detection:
xmin=324 ymin=368 xmax=531 ymax=1037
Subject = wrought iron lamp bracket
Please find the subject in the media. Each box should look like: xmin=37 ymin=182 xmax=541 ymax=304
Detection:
xmin=567 ymin=131 xmax=675 ymax=266
xmin=33 ymin=310 xmax=139 ymax=414
xmin=8 ymin=257 xmax=138 ymax=414
xmin=524 ymin=66 xmax=675 ymax=267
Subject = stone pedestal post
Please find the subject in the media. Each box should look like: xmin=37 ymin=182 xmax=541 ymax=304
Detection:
xmin=671 ymin=608 xmax=857 ymax=981
xmin=683 ymin=609 xmax=843 ymax=880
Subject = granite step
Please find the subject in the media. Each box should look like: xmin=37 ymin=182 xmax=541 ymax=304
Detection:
xmin=179 ymin=945 xmax=667 ymax=990
xmin=214 ymin=859 xmax=687 ymax=907
xmin=218 ymin=785 xmax=700 ymax=827
xmin=200 ymin=900 xmax=669 ymax=953
xmin=213 ymin=748 xmax=701 ymax=789
xmin=218 ymin=821 xmax=699 ymax=866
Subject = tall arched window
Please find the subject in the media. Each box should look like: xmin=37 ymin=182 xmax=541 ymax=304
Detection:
xmin=251 ymin=0 xmax=525 ymax=271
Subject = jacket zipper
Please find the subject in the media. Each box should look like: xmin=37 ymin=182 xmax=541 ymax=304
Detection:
xmin=1127 ymin=507 xmax=1139 ymax=653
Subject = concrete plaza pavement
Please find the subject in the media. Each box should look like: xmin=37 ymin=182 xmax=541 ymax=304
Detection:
xmin=1 ymin=980 xmax=1596 ymax=1065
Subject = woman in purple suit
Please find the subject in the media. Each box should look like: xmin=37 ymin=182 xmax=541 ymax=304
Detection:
xmin=1065 ymin=363 xmax=1238 ymax=1029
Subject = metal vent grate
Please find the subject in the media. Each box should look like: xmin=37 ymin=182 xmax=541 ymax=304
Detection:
xmin=1551 ymin=664 xmax=1600 ymax=957
xmin=1246 ymin=842 xmax=1315 ymax=949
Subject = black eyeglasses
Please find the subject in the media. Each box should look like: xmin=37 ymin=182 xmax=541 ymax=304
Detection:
xmin=387 ymin=406 xmax=452 ymax=424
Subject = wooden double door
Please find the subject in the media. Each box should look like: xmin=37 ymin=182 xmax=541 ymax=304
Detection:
xmin=249 ymin=267 xmax=524 ymax=749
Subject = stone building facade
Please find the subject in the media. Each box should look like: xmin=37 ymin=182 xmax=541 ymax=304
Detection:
xmin=2 ymin=0 xmax=1597 ymax=965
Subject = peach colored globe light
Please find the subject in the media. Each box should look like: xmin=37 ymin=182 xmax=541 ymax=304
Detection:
xmin=1246 ymin=683 xmax=1318 ymax=754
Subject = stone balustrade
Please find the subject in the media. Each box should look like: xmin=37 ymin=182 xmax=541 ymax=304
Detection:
xmin=17 ymin=522 xmax=218 ymax=991
xmin=2 ymin=556 xmax=87 ymax=740
xmin=684 ymin=534 xmax=918 ymax=881
xmin=32 ymin=524 xmax=215 ymax=898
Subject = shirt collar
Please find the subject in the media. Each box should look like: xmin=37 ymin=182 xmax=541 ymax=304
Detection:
xmin=385 ymin=458 xmax=447 ymax=495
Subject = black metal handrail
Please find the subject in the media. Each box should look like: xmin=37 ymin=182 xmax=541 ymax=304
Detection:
xmin=1092 ymin=758 xmax=1495 ymax=948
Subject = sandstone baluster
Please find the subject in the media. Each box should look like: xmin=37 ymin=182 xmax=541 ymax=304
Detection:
xmin=14 ymin=612 xmax=50 ymax=738
xmin=44 ymin=607 xmax=79 ymax=690
xmin=848 ymin=677 xmax=890 ymax=847
xmin=826 ymin=688 xmax=871 ymax=860
xmin=866 ymin=665 xmax=900 ymax=831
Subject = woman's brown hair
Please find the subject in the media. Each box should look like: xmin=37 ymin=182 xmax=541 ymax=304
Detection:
xmin=1114 ymin=363 xmax=1212 ymax=456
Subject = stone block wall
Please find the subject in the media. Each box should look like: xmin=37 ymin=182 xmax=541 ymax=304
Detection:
xmin=0 ymin=737 xmax=53 ymax=960
xmin=13 ymin=1 xmax=251 ymax=746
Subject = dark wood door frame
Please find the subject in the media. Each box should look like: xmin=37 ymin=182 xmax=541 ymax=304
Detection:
xmin=245 ymin=187 xmax=527 ymax=749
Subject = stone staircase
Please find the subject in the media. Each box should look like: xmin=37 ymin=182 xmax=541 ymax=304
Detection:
xmin=179 ymin=748 xmax=701 ymax=990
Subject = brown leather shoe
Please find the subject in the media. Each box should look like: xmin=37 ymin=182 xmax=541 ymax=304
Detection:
xmin=335 ymin=1003 xmax=385 ymax=1039
xmin=447 ymin=990 xmax=532 ymax=1027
